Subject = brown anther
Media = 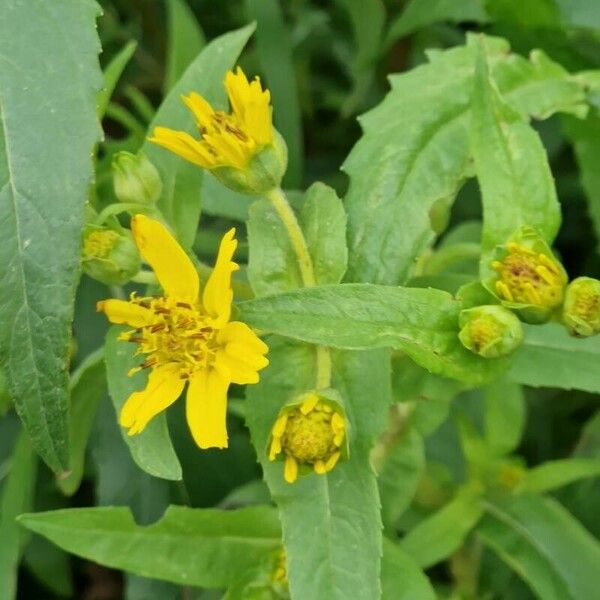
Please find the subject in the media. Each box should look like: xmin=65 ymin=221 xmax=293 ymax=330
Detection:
xmin=176 ymin=302 xmax=192 ymax=309
xmin=150 ymin=323 xmax=166 ymax=333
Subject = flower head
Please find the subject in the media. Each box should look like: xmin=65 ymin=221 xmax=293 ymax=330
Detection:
xmin=458 ymin=305 xmax=523 ymax=358
xmin=562 ymin=276 xmax=600 ymax=337
xmin=97 ymin=214 xmax=269 ymax=449
xmin=149 ymin=67 xmax=287 ymax=194
xmin=82 ymin=224 xmax=141 ymax=286
xmin=486 ymin=227 xmax=567 ymax=323
xmin=112 ymin=151 xmax=162 ymax=206
xmin=269 ymin=392 xmax=348 ymax=483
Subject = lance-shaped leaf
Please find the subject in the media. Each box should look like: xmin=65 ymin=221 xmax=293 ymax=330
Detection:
xmin=143 ymin=24 xmax=255 ymax=249
xmin=343 ymin=33 xmax=586 ymax=285
xmin=239 ymin=284 xmax=508 ymax=385
xmin=0 ymin=0 xmax=102 ymax=472
xmin=18 ymin=505 xmax=281 ymax=589
xmin=471 ymin=38 xmax=561 ymax=262
xmin=104 ymin=326 xmax=182 ymax=481
xmin=509 ymin=323 xmax=600 ymax=393
xmin=478 ymin=496 xmax=600 ymax=600
xmin=245 ymin=339 xmax=391 ymax=600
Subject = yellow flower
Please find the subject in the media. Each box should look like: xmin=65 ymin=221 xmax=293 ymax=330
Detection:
xmin=97 ymin=214 xmax=269 ymax=449
xmin=149 ymin=67 xmax=273 ymax=171
xmin=269 ymin=392 xmax=347 ymax=483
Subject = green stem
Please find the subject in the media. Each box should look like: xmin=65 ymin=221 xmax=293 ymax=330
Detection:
xmin=265 ymin=187 xmax=331 ymax=389
xmin=130 ymin=270 xmax=158 ymax=285
xmin=94 ymin=202 xmax=160 ymax=225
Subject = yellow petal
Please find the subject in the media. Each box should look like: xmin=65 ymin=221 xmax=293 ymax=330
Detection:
xmin=284 ymin=455 xmax=298 ymax=483
xmin=314 ymin=460 xmax=326 ymax=475
xmin=324 ymin=451 xmax=341 ymax=472
xmin=300 ymin=393 xmax=319 ymax=415
xmin=131 ymin=214 xmax=199 ymax=301
xmin=269 ymin=436 xmax=281 ymax=461
xmin=182 ymin=92 xmax=215 ymax=130
xmin=149 ymin=127 xmax=215 ymax=168
xmin=203 ymin=228 xmax=239 ymax=325
xmin=224 ymin=67 xmax=250 ymax=121
xmin=217 ymin=321 xmax=269 ymax=354
xmin=272 ymin=413 xmax=288 ymax=438
xmin=186 ymin=368 xmax=230 ymax=449
xmin=96 ymin=299 xmax=153 ymax=328
xmin=120 ymin=366 xmax=185 ymax=435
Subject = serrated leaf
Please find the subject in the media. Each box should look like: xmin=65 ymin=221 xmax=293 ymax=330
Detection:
xmin=164 ymin=0 xmax=206 ymax=94
xmin=399 ymin=487 xmax=484 ymax=568
xmin=143 ymin=24 xmax=255 ymax=249
xmin=58 ymin=348 xmax=106 ymax=495
xmin=239 ymin=284 xmax=508 ymax=385
xmin=245 ymin=339 xmax=391 ymax=600
xmin=471 ymin=38 xmax=561 ymax=260
xmin=381 ymin=539 xmax=436 ymax=600
xmin=18 ymin=505 xmax=281 ymax=589
xmin=0 ymin=431 xmax=37 ymax=599
xmin=509 ymin=323 xmax=600 ymax=393
xmin=478 ymin=496 xmax=600 ymax=600
xmin=343 ymin=33 xmax=586 ymax=285
xmin=299 ymin=182 xmax=348 ymax=285
xmin=104 ymin=326 xmax=182 ymax=481
xmin=0 ymin=0 xmax=102 ymax=472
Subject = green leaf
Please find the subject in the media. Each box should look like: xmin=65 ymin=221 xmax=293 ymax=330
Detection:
xmin=245 ymin=339 xmax=391 ymax=600
xmin=18 ymin=505 xmax=281 ymax=589
xmin=563 ymin=112 xmax=600 ymax=252
xmin=58 ymin=349 xmax=106 ymax=495
xmin=343 ymin=34 xmax=586 ymax=285
xmin=478 ymin=496 xmax=600 ymax=600
xmin=378 ymin=428 xmax=425 ymax=531
xmin=471 ymin=38 xmax=561 ymax=259
xmin=386 ymin=0 xmax=488 ymax=46
xmin=399 ymin=487 xmax=484 ymax=568
xmin=483 ymin=378 xmax=525 ymax=456
xmin=247 ymin=198 xmax=303 ymax=296
xmin=143 ymin=24 xmax=255 ymax=249
xmin=104 ymin=326 xmax=182 ymax=481
xmin=299 ymin=183 xmax=348 ymax=285
xmin=22 ymin=534 xmax=73 ymax=598
xmin=0 ymin=0 xmax=102 ymax=472
xmin=245 ymin=0 xmax=303 ymax=187
xmin=201 ymin=175 xmax=251 ymax=222
xmin=517 ymin=458 xmax=600 ymax=494
xmin=381 ymin=539 xmax=436 ymax=600
xmin=509 ymin=324 xmax=600 ymax=393
xmin=239 ymin=284 xmax=508 ymax=385
xmin=0 ymin=431 xmax=37 ymax=599
xmin=335 ymin=0 xmax=386 ymax=114
xmin=164 ymin=0 xmax=206 ymax=94
xmin=98 ymin=40 xmax=137 ymax=118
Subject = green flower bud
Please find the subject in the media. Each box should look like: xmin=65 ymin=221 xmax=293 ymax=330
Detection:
xmin=211 ymin=129 xmax=288 ymax=195
xmin=458 ymin=305 xmax=523 ymax=358
xmin=484 ymin=226 xmax=568 ymax=324
xmin=82 ymin=224 xmax=141 ymax=285
xmin=562 ymin=277 xmax=600 ymax=337
xmin=112 ymin=151 xmax=162 ymax=205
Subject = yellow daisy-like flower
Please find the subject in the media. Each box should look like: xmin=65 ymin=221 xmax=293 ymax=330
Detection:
xmin=149 ymin=67 xmax=273 ymax=171
xmin=97 ymin=214 xmax=269 ymax=449
xmin=269 ymin=393 xmax=347 ymax=483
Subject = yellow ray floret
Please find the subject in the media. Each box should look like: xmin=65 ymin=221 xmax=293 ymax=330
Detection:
xmin=269 ymin=394 xmax=346 ymax=483
xmin=149 ymin=67 xmax=273 ymax=170
xmin=97 ymin=214 xmax=269 ymax=449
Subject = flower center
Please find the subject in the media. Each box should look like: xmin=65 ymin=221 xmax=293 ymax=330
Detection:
xmin=283 ymin=409 xmax=336 ymax=463
xmin=121 ymin=295 xmax=216 ymax=378
xmin=492 ymin=243 xmax=564 ymax=308
xmin=83 ymin=230 xmax=119 ymax=259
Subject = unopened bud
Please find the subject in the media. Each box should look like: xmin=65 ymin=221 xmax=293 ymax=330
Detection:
xmin=113 ymin=151 xmax=162 ymax=205
xmin=268 ymin=389 xmax=349 ymax=483
xmin=459 ymin=305 xmax=523 ymax=358
xmin=82 ymin=224 xmax=141 ymax=285
xmin=212 ymin=130 xmax=288 ymax=195
xmin=485 ymin=226 xmax=567 ymax=324
xmin=562 ymin=277 xmax=600 ymax=337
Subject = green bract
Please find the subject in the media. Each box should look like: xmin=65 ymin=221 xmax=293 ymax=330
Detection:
xmin=562 ymin=277 xmax=600 ymax=337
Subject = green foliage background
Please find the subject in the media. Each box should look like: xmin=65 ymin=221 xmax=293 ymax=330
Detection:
xmin=1 ymin=0 xmax=600 ymax=598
